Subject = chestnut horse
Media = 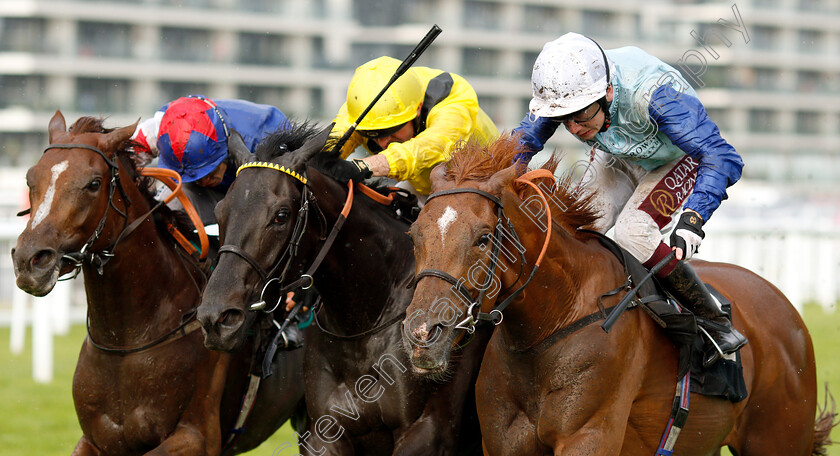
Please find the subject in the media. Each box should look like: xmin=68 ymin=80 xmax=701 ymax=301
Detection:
xmin=403 ymin=136 xmax=835 ymax=455
xmin=12 ymin=112 xmax=305 ymax=455
xmin=197 ymin=123 xmax=488 ymax=455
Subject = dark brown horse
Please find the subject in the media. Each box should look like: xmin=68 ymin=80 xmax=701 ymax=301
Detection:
xmin=197 ymin=123 xmax=488 ymax=455
xmin=12 ymin=111 xmax=305 ymax=455
xmin=403 ymin=135 xmax=835 ymax=455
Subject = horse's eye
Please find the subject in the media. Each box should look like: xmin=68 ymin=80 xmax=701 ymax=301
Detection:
xmin=86 ymin=178 xmax=102 ymax=192
xmin=273 ymin=210 xmax=289 ymax=225
xmin=475 ymin=233 xmax=492 ymax=247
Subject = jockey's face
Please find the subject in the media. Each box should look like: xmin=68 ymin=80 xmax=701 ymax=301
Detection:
xmin=372 ymin=119 xmax=416 ymax=151
xmin=563 ymin=85 xmax=614 ymax=141
xmin=196 ymin=161 xmax=227 ymax=187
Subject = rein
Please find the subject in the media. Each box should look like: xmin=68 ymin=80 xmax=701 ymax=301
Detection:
xmin=412 ymin=169 xmax=554 ymax=334
xmin=86 ymin=312 xmax=202 ymax=355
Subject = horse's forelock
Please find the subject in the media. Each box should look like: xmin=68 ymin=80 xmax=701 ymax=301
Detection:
xmin=68 ymin=116 xmax=108 ymax=135
xmin=254 ymin=120 xmax=325 ymax=162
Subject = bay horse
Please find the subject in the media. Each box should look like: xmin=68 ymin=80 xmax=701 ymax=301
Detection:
xmin=11 ymin=111 xmax=305 ymax=455
xmin=196 ymin=123 xmax=489 ymax=455
xmin=403 ymin=135 xmax=836 ymax=455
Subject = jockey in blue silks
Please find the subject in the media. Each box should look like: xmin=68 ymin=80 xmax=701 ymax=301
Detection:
xmin=513 ymin=33 xmax=746 ymax=367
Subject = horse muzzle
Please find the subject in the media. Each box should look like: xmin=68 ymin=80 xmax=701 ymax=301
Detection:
xmin=11 ymin=244 xmax=62 ymax=297
xmin=402 ymin=320 xmax=453 ymax=375
xmin=197 ymin=304 xmax=249 ymax=352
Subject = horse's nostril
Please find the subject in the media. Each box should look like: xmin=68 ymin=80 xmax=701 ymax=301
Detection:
xmin=218 ymin=308 xmax=245 ymax=329
xmin=30 ymin=249 xmax=56 ymax=269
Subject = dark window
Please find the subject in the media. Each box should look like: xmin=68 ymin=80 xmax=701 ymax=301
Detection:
xmin=239 ymin=0 xmax=282 ymax=13
xmin=463 ymin=1 xmax=502 ymax=30
xmin=795 ymin=111 xmax=821 ymax=135
xmin=353 ymin=0 xmax=405 ymax=26
xmin=0 ymin=75 xmax=47 ymax=109
xmin=160 ymin=27 xmax=212 ymax=62
xmin=798 ymin=30 xmax=823 ymax=53
xmin=462 ymin=48 xmax=498 ymax=77
xmin=753 ymin=67 xmax=778 ymax=91
xmin=238 ymin=33 xmax=290 ymax=66
xmin=521 ymin=6 xmax=563 ymax=35
xmin=797 ymin=71 xmax=823 ymax=92
xmin=752 ymin=26 xmax=778 ymax=50
xmin=76 ymin=77 xmax=131 ymax=113
xmin=581 ymin=11 xmax=616 ymax=38
xmin=520 ymin=51 xmax=540 ymax=80
xmin=403 ymin=0 xmax=436 ymax=24
xmin=748 ymin=109 xmax=777 ymax=133
xmin=0 ymin=18 xmax=47 ymax=53
xmin=78 ymin=21 xmax=133 ymax=58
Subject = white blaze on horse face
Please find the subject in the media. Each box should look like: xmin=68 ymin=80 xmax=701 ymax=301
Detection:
xmin=437 ymin=206 xmax=458 ymax=245
xmin=30 ymin=160 xmax=69 ymax=229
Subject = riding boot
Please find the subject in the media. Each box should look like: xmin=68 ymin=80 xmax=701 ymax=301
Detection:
xmin=660 ymin=260 xmax=747 ymax=367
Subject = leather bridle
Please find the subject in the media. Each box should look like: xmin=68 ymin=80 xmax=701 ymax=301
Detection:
xmin=43 ymin=143 xmax=134 ymax=277
xmin=218 ymin=163 xmax=352 ymax=314
xmin=411 ymin=170 xmax=554 ymax=333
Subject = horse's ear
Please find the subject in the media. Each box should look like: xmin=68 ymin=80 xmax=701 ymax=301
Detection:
xmin=484 ymin=164 xmax=518 ymax=196
xmin=429 ymin=163 xmax=454 ymax=193
xmin=227 ymin=129 xmax=253 ymax=169
xmin=291 ymin=123 xmax=334 ymax=167
xmin=99 ymin=120 xmax=139 ymax=154
xmin=48 ymin=111 xmax=66 ymax=143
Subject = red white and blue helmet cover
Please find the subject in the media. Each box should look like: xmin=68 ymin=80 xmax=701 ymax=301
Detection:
xmin=157 ymin=96 xmax=228 ymax=182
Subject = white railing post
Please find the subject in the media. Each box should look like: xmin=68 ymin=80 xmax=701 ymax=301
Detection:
xmin=32 ymin=295 xmax=54 ymax=384
xmin=51 ymin=279 xmax=71 ymax=336
xmin=10 ymin=286 xmax=28 ymax=355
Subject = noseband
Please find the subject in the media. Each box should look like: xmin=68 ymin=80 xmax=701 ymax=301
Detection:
xmin=412 ymin=170 xmax=554 ymax=333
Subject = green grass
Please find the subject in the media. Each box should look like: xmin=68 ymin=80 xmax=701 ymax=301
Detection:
xmin=1 ymin=303 xmax=838 ymax=454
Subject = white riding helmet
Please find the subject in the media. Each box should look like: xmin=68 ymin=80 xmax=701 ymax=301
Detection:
xmin=529 ymin=32 xmax=614 ymax=118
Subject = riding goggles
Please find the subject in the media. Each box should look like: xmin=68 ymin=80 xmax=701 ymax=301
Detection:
xmin=357 ymin=121 xmax=408 ymax=139
xmin=553 ymin=102 xmax=601 ymax=125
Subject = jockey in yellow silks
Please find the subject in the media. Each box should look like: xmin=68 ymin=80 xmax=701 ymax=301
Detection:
xmin=329 ymin=56 xmax=499 ymax=195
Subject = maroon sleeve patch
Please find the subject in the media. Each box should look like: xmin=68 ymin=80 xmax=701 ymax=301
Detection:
xmin=637 ymin=155 xmax=699 ymax=229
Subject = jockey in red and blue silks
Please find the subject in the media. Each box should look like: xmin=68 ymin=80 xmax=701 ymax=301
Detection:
xmin=131 ymin=96 xmax=304 ymax=350
xmin=513 ymin=33 xmax=746 ymax=367
xmin=132 ymin=95 xmax=290 ymax=193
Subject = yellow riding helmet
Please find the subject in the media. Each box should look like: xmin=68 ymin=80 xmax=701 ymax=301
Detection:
xmin=346 ymin=56 xmax=424 ymax=131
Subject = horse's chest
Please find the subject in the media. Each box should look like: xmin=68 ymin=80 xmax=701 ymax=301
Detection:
xmin=307 ymin=350 xmax=423 ymax=435
xmin=73 ymin=346 xmax=202 ymax=452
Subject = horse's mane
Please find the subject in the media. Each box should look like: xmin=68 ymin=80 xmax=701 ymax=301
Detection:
xmin=255 ymin=121 xmax=417 ymax=210
xmin=67 ymin=116 xmax=200 ymax=244
xmin=443 ymin=134 xmax=600 ymax=231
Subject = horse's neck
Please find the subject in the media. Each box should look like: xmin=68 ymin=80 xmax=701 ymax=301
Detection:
xmin=498 ymin=223 xmax=624 ymax=351
xmin=84 ymin=196 xmax=199 ymax=346
xmin=313 ymin=190 xmax=414 ymax=333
